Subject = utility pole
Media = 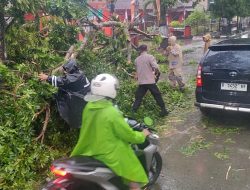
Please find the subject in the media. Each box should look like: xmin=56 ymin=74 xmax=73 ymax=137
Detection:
xmin=208 ymin=0 xmax=215 ymax=32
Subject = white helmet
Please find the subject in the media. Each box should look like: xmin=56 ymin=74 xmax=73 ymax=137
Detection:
xmin=84 ymin=74 xmax=119 ymax=102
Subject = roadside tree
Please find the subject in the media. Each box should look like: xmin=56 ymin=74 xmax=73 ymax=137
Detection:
xmin=0 ymin=0 xmax=87 ymax=62
xmin=210 ymin=0 xmax=250 ymax=33
xmin=185 ymin=9 xmax=210 ymax=35
xmin=0 ymin=0 xmax=44 ymax=61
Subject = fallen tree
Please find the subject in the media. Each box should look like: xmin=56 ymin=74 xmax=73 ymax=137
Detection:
xmin=0 ymin=5 xmax=188 ymax=190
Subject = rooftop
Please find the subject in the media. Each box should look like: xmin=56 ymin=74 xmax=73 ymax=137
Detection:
xmin=114 ymin=0 xmax=153 ymax=10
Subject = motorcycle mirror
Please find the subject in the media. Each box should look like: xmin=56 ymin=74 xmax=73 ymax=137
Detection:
xmin=144 ymin=117 xmax=153 ymax=126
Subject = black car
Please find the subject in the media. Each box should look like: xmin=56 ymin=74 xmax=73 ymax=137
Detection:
xmin=195 ymin=38 xmax=250 ymax=114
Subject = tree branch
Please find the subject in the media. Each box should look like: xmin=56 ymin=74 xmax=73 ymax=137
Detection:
xmin=0 ymin=90 xmax=21 ymax=98
xmin=35 ymin=104 xmax=50 ymax=143
xmin=5 ymin=17 xmax=15 ymax=32
xmin=32 ymin=104 xmax=47 ymax=121
xmin=130 ymin=27 xmax=153 ymax=39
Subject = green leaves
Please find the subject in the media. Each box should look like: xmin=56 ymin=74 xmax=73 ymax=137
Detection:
xmin=180 ymin=136 xmax=213 ymax=156
xmin=0 ymin=24 xmax=67 ymax=189
xmin=48 ymin=23 xmax=78 ymax=52
xmin=185 ymin=9 xmax=210 ymax=35
xmin=185 ymin=9 xmax=210 ymax=26
xmin=210 ymin=0 xmax=250 ymax=20
xmin=170 ymin=21 xmax=184 ymax=28
xmin=45 ymin=0 xmax=88 ymax=20
xmin=0 ymin=69 xmax=62 ymax=190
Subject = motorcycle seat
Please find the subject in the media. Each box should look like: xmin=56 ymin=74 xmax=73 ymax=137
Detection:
xmin=53 ymin=156 xmax=108 ymax=172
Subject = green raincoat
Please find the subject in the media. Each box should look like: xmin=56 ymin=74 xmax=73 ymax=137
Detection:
xmin=71 ymin=99 xmax=149 ymax=184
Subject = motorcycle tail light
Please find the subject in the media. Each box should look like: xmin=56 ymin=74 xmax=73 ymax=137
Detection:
xmin=51 ymin=165 xmax=67 ymax=177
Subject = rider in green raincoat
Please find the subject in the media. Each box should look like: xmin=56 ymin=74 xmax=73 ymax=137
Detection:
xmin=71 ymin=74 xmax=149 ymax=189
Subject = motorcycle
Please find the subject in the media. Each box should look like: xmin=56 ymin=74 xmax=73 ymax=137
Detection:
xmin=42 ymin=118 xmax=162 ymax=190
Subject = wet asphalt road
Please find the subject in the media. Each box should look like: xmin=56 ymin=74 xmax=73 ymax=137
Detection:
xmin=152 ymin=37 xmax=250 ymax=190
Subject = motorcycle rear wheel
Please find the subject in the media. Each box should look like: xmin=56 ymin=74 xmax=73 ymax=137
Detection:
xmin=144 ymin=152 xmax=162 ymax=188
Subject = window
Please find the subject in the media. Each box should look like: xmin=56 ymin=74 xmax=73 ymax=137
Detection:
xmin=204 ymin=49 xmax=250 ymax=70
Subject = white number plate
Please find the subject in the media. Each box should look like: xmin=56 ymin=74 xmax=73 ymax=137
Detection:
xmin=221 ymin=82 xmax=247 ymax=92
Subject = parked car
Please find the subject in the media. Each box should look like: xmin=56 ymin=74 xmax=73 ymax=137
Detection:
xmin=195 ymin=38 xmax=250 ymax=114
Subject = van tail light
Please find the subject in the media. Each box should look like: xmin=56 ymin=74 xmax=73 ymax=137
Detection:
xmin=196 ymin=65 xmax=203 ymax=87
xmin=51 ymin=165 xmax=67 ymax=177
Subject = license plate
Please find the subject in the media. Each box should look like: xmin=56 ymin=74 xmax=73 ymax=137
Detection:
xmin=221 ymin=82 xmax=247 ymax=91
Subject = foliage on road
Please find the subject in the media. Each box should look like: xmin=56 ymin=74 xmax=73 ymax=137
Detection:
xmin=180 ymin=136 xmax=213 ymax=156
xmin=214 ymin=149 xmax=230 ymax=160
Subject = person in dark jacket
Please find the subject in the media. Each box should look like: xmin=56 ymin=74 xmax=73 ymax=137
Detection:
xmin=38 ymin=59 xmax=90 ymax=128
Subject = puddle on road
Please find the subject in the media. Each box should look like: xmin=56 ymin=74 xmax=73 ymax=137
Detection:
xmin=241 ymin=34 xmax=249 ymax=38
xmin=180 ymin=39 xmax=193 ymax=45
xmin=153 ymin=36 xmax=250 ymax=190
xmin=155 ymin=109 xmax=250 ymax=190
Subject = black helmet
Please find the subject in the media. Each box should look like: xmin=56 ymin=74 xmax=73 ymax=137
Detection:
xmin=137 ymin=44 xmax=147 ymax=53
xmin=63 ymin=59 xmax=78 ymax=74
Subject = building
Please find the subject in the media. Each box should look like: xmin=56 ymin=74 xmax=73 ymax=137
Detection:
xmin=87 ymin=0 xmax=113 ymax=36
xmin=197 ymin=0 xmax=209 ymax=11
xmin=167 ymin=0 xmax=209 ymax=25
xmin=114 ymin=0 xmax=153 ymax=22
xmin=88 ymin=0 xmax=107 ymax=10
xmin=167 ymin=1 xmax=193 ymax=25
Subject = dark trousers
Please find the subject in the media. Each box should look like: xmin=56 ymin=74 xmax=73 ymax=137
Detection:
xmin=132 ymin=84 xmax=166 ymax=112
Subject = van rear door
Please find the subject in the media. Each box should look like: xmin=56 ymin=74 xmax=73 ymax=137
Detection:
xmin=201 ymin=45 xmax=250 ymax=104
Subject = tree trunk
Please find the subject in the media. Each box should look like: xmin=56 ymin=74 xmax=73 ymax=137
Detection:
xmin=219 ymin=17 xmax=221 ymax=32
xmin=236 ymin=16 xmax=239 ymax=32
xmin=227 ymin=19 xmax=231 ymax=34
xmin=159 ymin=4 xmax=168 ymax=36
xmin=196 ymin=21 xmax=199 ymax=34
xmin=143 ymin=0 xmax=154 ymax=32
xmin=0 ymin=9 xmax=5 ymax=61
